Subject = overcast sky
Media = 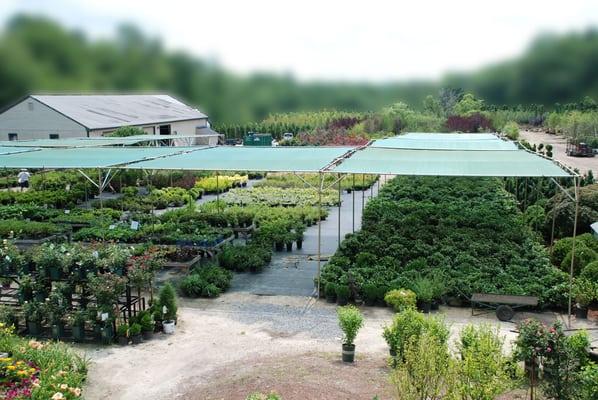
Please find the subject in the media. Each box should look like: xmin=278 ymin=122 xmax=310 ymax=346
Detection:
xmin=3 ymin=0 xmax=598 ymax=82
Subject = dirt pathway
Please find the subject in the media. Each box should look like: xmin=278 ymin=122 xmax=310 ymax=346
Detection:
xmin=519 ymin=130 xmax=597 ymax=175
xmin=80 ymin=292 xmax=582 ymax=400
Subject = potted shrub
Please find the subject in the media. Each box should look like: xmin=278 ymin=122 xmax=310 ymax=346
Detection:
xmin=32 ymin=278 xmax=50 ymax=302
xmin=46 ymin=292 xmax=67 ymax=339
xmin=71 ymin=310 xmax=87 ymax=342
xmin=158 ymin=283 xmax=178 ymax=334
xmin=514 ymin=319 xmax=548 ymax=381
xmin=335 ymin=285 xmax=350 ymax=306
xmin=99 ymin=317 xmax=114 ymax=344
xmin=17 ymin=275 xmax=34 ymax=304
xmin=32 ymin=243 xmax=68 ymax=280
xmin=295 ymin=225 xmax=305 ymax=250
xmin=0 ymin=241 xmax=24 ymax=276
xmin=325 ymin=282 xmax=337 ymax=303
xmin=23 ymin=301 xmax=44 ymax=336
xmin=412 ymin=277 xmax=434 ymax=313
xmin=573 ymin=278 xmax=594 ymax=319
xmin=117 ymin=323 xmax=129 ymax=346
xmin=580 ymin=262 xmax=598 ymax=321
xmin=382 ymin=323 xmax=399 ymax=357
xmin=140 ymin=312 xmax=155 ymax=340
xmin=361 ymin=283 xmax=378 ymax=307
xmin=337 ymin=305 xmax=364 ymax=363
xmin=375 ymin=286 xmax=389 ymax=307
xmin=384 ymin=289 xmax=416 ymax=312
xmin=130 ymin=323 xmax=142 ymax=344
xmin=0 ymin=304 xmax=18 ymax=328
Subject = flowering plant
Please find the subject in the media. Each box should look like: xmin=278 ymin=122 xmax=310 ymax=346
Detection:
xmin=513 ymin=318 xmax=549 ymax=361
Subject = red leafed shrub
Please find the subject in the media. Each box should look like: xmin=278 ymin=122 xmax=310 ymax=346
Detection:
xmin=297 ymin=128 xmax=369 ymax=146
xmin=327 ymin=117 xmax=363 ymax=130
xmin=445 ymin=113 xmax=494 ymax=132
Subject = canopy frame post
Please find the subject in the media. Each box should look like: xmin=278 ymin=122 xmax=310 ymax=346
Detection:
xmin=567 ymin=176 xmax=580 ymax=328
xmin=337 ymin=173 xmax=342 ymax=245
xmin=361 ymin=175 xmax=365 ymax=213
xmin=352 ymin=174 xmax=355 ymax=233
xmin=98 ymin=169 xmax=103 ymax=209
xmin=316 ymin=172 xmax=324 ymax=298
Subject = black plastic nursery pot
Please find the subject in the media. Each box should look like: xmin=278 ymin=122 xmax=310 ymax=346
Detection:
xmin=326 ymin=294 xmax=337 ymax=303
xmin=275 ymin=242 xmax=284 ymax=252
xmin=431 ymin=300 xmax=440 ymax=311
xmin=100 ymin=325 xmax=114 ymax=345
xmin=27 ymin=321 xmax=41 ymax=336
xmin=118 ymin=336 xmax=128 ymax=346
xmin=72 ymin=325 xmax=85 ymax=342
xmin=142 ymin=330 xmax=154 ymax=341
xmin=51 ymin=323 xmax=65 ymax=339
xmin=131 ymin=334 xmax=142 ymax=345
xmin=342 ymin=344 xmax=356 ymax=363
xmin=296 ymin=240 xmax=303 ymax=250
xmin=286 ymin=242 xmax=293 ymax=252
xmin=364 ymin=298 xmax=376 ymax=307
xmin=575 ymin=306 xmax=588 ymax=319
xmin=337 ymin=297 xmax=349 ymax=306
xmin=418 ymin=301 xmax=432 ymax=314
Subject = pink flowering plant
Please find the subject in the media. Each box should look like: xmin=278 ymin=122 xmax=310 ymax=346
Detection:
xmin=0 ymin=323 xmax=86 ymax=399
xmin=513 ymin=318 xmax=549 ymax=362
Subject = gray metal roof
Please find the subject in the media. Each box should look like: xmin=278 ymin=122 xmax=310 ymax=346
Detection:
xmin=31 ymin=94 xmax=207 ymax=130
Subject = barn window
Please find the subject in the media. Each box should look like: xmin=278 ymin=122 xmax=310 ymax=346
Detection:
xmin=49 ymin=134 xmax=60 ymax=140
xmin=28 ymin=102 xmax=34 ymax=111
xmin=8 ymin=133 xmax=18 ymax=141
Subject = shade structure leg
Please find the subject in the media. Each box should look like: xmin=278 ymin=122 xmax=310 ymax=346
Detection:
xmin=549 ymin=191 xmax=559 ymax=255
xmin=352 ymin=174 xmax=355 ymax=233
xmin=377 ymin=175 xmax=380 ymax=194
xmin=98 ymin=169 xmax=103 ymax=209
xmin=361 ymin=175 xmax=365 ymax=213
xmin=567 ymin=176 xmax=580 ymax=328
xmin=338 ymin=173 xmax=342 ymax=245
xmin=370 ymin=177 xmax=374 ymax=199
xmin=317 ymin=172 xmax=323 ymax=298
xmin=216 ymin=172 xmax=220 ymax=213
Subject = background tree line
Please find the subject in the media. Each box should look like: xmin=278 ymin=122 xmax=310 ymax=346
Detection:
xmin=1 ymin=14 xmax=598 ymax=124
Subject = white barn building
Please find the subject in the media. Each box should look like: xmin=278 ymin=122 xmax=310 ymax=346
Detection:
xmin=0 ymin=94 xmax=219 ymax=144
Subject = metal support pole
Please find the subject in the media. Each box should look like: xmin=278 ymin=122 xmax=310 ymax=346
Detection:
xmin=370 ymin=176 xmax=374 ymax=199
xmin=550 ymin=192 xmax=559 ymax=255
xmin=377 ymin=175 xmax=380 ymax=195
xmin=352 ymin=174 xmax=355 ymax=233
xmin=317 ymin=172 xmax=323 ymax=298
xmin=216 ymin=173 xmax=220 ymax=213
xmin=338 ymin=173 xmax=342 ymax=245
xmin=361 ymin=175 xmax=365 ymax=213
xmin=98 ymin=169 xmax=103 ymax=209
xmin=524 ymin=177 xmax=528 ymax=210
xmin=567 ymin=176 xmax=580 ymax=328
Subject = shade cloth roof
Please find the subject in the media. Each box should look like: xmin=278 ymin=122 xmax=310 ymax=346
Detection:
xmin=331 ymin=147 xmax=571 ymax=177
xmin=0 ymin=135 xmax=208 ymax=148
xmin=31 ymin=94 xmax=207 ymax=130
xmin=0 ymin=147 xmax=201 ymax=169
xmin=126 ymin=146 xmax=354 ymax=172
xmin=0 ymin=133 xmax=575 ymax=178
xmin=372 ymin=136 xmax=517 ymax=151
xmin=0 ymin=146 xmax=40 ymax=155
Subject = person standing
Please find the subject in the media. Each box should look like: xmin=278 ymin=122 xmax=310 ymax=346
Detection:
xmin=17 ymin=169 xmax=30 ymax=191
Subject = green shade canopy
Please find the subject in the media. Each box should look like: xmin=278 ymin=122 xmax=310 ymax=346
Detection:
xmin=126 ymin=146 xmax=354 ymax=172
xmin=0 ymin=147 xmax=201 ymax=169
xmin=331 ymin=147 xmax=571 ymax=177
xmin=0 ymin=146 xmax=40 ymax=155
xmin=0 ymin=135 xmax=209 ymax=148
xmin=372 ymin=136 xmax=517 ymax=151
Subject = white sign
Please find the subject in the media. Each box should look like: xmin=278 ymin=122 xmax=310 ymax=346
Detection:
xmin=109 ymin=224 xmax=116 ymax=230
xmin=130 ymin=221 xmax=139 ymax=231
xmin=64 ymin=209 xmax=70 ymax=214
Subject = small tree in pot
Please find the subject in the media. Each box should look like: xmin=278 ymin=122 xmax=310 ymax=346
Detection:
xmin=158 ymin=283 xmax=178 ymax=334
xmin=117 ymin=323 xmax=129 ymax=346
xmin=23 ymin=301 xmax=44 ymax=336
xmin=139 ymin=311 xmax=155 ymax=340
xmin=71 ymin=310 xmax=87 ymax=342
xmin=337 ymin=305 xmax=364 ymax=363
xmin=130 ymin=323 xmax=142 ymax=344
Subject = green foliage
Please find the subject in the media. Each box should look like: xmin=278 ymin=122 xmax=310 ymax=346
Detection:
xmin=0 ymin=324 xmax=87 ymax=398
xmin=158 ymin=282 xmax=178 ymax=321
xmin=117 ymin=323 xmax=129 ymax=338
xmin=579 ymin=363 xmax=598 ymax=400
xmin=390 ymin=333 xmax=452 ymax=400
xmin=382 ymin=308 xmax=448 ymax=360
xmin=560 ymin=242 xmax=598 ymax=275
xmin=221 ymin=187 xmax=338 ymax=207
xmin=108 ymin=126 xmax=146 ymax=137
xmin=453 ymin=93 xmax=484 ymax=116
xmin=180 ymin=266 xmax=233 ymax=298
xmin=129 ymin=323 xmax=141 ymax=336
xmin=0 ymin=219 xmax=64 ymax=239
xmin=245 ymin=393 xmax=282 ymax=400
xmin=545 ymin=184 xmax=598 ymax=240
xmin=337 ymin=305 xmax=363 ymax=346
xmin=323 ymin=176 xmax=564 ymax=307
xmin=502 ymin=121 xmax=520 ymax=140
xmin=456 ymin=324 xmax=512 ymax=400
xmin=384 ymin=289 xmax=416 ymax=312
xmin=581 ymin=260 xmax=598 ymax=282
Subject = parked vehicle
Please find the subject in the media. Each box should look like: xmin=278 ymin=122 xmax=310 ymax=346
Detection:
xmin=566 ymin=140 xmax=595 ymax=157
